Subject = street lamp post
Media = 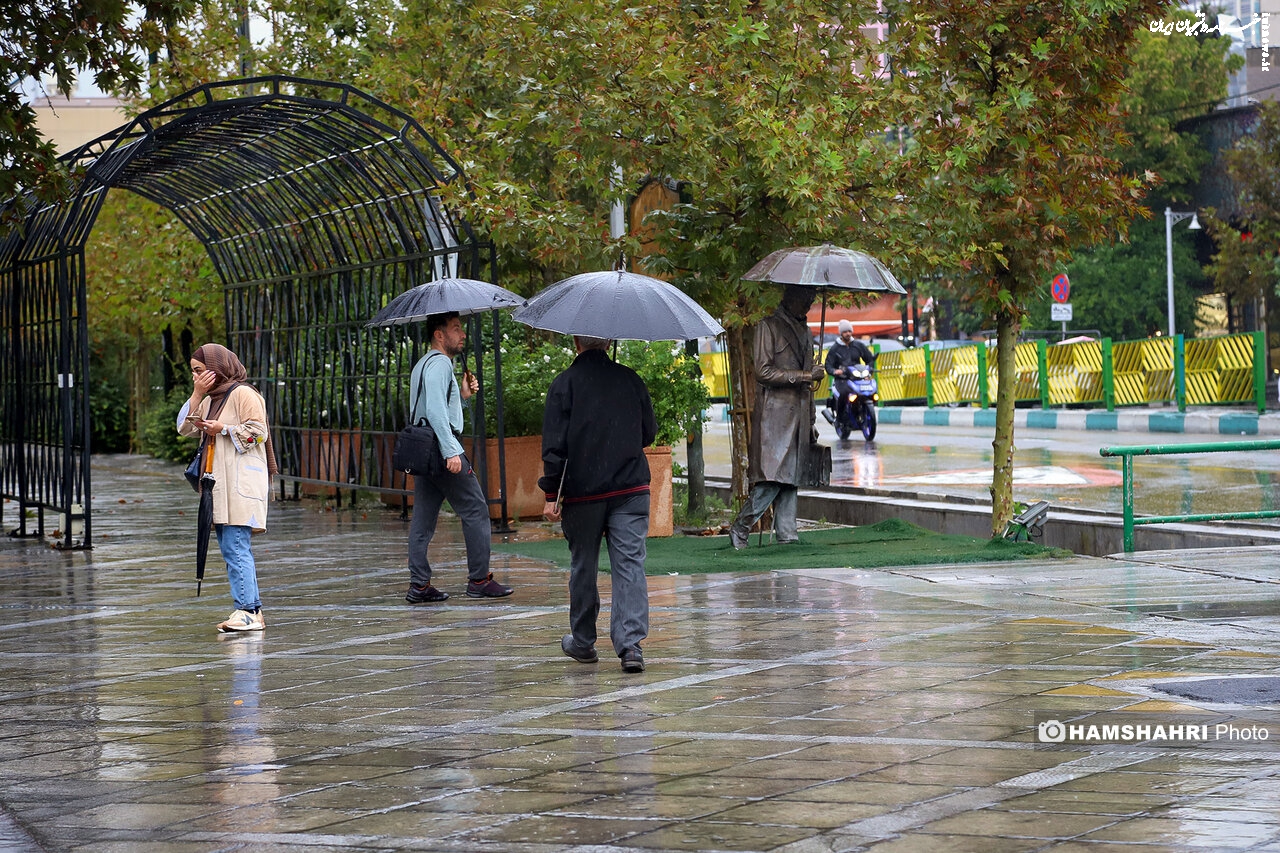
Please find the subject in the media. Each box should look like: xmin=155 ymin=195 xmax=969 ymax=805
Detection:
xmin=1165 ymin=206 xmax=1201 ymax=337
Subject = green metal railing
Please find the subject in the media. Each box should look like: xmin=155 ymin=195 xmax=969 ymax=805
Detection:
xmin=1099 ymin=439 xmax=1280 ymax=551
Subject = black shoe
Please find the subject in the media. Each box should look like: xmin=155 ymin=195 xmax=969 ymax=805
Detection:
xmin=621 ymin=648 xmax=645 ymax=673
xmin=561 ymin=634 xmax=598 ymax=664
xmin=466 ymin=573 xmax=514 ymax=598
xmin=406 ymin=584 xmax=448 ymax=604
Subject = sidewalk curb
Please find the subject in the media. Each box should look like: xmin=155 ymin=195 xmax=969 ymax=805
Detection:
xmin=878 ymin=406 xmax=1280 ymax=436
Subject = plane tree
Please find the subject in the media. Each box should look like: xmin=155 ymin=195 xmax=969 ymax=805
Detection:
xmin=887 ymin=0 xmax=1166 ymax=535
xmin=1 ymin=0 xmax=196 ymax=234
xmin=1204 ymin=100 xmax=1280 ymax=339
xmin=362 ymin=0 xmax=913 ymax=499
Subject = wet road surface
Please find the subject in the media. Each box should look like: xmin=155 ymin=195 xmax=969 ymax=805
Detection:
xmin=686 ymin=407 xmax=1280 ymax=524
xmin=1 ymin=455 xmax=1279 ymax=851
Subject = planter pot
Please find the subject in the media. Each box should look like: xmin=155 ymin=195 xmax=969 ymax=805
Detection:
xmin=381 ymin=434 xmax=673 ymax=538
xmin=643 ymin=445 xmax=674 ymax=538
xmin=463 ymin=434 xmax=546 ymax=521
xmin=298 ymin=429 xmax=361 ymax=497
xmin=380 ymin=434 xmax=544 ymax=515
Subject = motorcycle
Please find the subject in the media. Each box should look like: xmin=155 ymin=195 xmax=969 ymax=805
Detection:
xmin=821 ymin=363 xmax=878 ymax=441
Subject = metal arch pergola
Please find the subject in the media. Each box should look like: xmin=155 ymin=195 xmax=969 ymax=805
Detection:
xmin=1 ymin=76 xmax=509 ymax=549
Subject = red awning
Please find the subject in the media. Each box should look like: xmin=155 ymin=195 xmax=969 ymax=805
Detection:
xmin=806 ymin=293 xmax=911 ymax=337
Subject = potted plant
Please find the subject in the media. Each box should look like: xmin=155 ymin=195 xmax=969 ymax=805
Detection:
xmin=467 ymin=330 xmax=574 ymax=522
xmin=471 ymin=320 xmax=709 ymax=536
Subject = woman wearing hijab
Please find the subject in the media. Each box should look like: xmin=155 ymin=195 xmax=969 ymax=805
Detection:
xmin=177 ymin=343 xmax=278 ymax=632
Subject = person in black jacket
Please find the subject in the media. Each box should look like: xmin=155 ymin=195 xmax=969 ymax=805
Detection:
xmin=824 ymin=319 xmax=876 ymax=423
xmin=540 ymin=336 xmax=657 ymax=673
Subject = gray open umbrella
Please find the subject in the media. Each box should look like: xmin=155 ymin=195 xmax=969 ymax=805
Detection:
xmin=366 ymin=277 xmax=524 ymax=326
xmin=742 ymin=243 xmax=906 ymax=351
xmin=741 ymin=243 xmax=907 ymax=294
xmin=512 ymin=270 xmax=723 ymax=342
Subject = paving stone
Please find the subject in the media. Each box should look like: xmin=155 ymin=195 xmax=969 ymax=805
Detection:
xmin=2 ymin=454 xmax=1280 ymax=851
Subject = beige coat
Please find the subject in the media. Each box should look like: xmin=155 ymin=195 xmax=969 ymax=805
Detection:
xmin=178 ymin=385 xmax=272 ymax=531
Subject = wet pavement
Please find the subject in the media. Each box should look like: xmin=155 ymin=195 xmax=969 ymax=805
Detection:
xmin=2 ymin=455 xmax=1280 ymax=852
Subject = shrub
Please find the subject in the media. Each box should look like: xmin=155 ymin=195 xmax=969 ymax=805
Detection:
xmin=479 ymin=319 xmax=710 ymax=446
xmin=616 ymin=340 xmax=710 ymax=447
xmin=137 ymin=387 xmax=200 ymax=463
xmin=480 ymin=331 xmax=574 ymax=437
xmin=88 ymin=374 xmax=132 ymax=453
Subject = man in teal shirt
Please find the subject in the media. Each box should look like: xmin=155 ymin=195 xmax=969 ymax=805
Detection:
xmin=405 ymin=312 xmax=514 ymax=603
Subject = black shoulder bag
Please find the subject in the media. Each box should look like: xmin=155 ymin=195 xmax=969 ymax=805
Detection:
xmin=392 ymin=353 xmax=453 ymax=477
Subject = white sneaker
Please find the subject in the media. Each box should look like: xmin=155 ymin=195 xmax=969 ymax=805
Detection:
xmin=217 ymin=609 xmax=265 ymax=632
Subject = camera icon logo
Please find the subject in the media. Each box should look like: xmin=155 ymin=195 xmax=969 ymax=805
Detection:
xmin=1038 ymin=720 xmax=1067 ymax=743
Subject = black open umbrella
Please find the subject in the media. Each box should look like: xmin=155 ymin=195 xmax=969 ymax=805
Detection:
xmin=366 ymin=277 xmax=524 ymax=326
xmin=512 ymin=270 xmax=723 ymax=342
xmin=196 ymin=443 xmax=215 ymax=597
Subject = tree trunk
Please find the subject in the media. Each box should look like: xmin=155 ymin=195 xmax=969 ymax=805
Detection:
xmin=684 ymin=339 xmax=705 ymax=517
xmin=686 ymin=430 xmax=705 ymax=515
xmin=725 ymin=324 xmax=754 ymax=505
xmin=129 ymin=331 xmax=151 ymax=453
xmin=990 ymin=307 xmax=1019 ymax=538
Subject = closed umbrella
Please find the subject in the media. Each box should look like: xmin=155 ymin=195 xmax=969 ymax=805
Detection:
xmin=512 ymin=270 xmax=723 ymax=342
xmin=365 ymin=277 xmax=524 ymax=326
xmin=195 ymin=442 xmax=215 ymax=597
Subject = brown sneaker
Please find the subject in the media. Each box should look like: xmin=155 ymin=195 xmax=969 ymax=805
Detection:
xmin=466 ymin=573 xmax=514 ymax=598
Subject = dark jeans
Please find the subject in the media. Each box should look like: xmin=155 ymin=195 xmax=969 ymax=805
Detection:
xmin=830 ymin=377 xmax=852 ymax=416
xmin=561 ymin=492 xmax=650 ymax=656
xmin=408 ymin=455 xmax=491 ymax=586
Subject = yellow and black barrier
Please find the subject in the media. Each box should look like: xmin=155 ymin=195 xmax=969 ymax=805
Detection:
xmin=698 ymin=331 xmax=1265 ymax=414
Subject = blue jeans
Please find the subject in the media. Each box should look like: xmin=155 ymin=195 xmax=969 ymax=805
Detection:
xmin=216 ymin=524 xmax=262 ymax=612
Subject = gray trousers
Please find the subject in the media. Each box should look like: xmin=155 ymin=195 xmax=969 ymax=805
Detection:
xmin=561 ymin=492 xmax=650 ymax=657
xmin=408 ymin=455 xmax=491 ymax=585
xmin=731 ymin=481 xmax=799 ymax=543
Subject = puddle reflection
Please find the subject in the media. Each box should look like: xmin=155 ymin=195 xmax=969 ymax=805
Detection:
xmin=831 ymin=442 xmax=883 ymax=489
xmin=206 ymin=635 xmax=282 ymax=823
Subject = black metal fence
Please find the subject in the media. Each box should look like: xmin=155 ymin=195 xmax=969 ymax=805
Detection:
xmin=2 ymin=77 xmax=498 ymax=548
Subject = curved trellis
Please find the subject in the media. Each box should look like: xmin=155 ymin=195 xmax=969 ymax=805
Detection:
xmin=1 ymin=76 xmax=506 ymax=548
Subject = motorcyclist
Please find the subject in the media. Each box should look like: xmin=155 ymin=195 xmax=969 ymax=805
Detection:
xmin=824 ymin=320 xmax=876 ymax=421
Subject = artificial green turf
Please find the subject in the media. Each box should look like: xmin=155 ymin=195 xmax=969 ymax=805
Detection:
xmin=493 ymin=518 xmax=1071 ymax=574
